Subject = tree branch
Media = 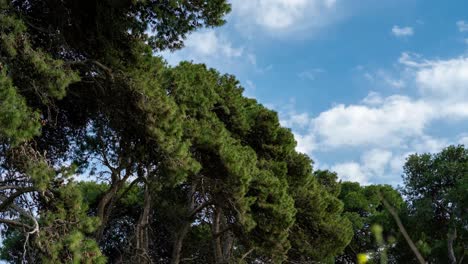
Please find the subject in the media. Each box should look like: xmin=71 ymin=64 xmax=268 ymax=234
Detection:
xmin=0 ymin=187 xmax=36 ymax=212
xmin=379 ymin=192 xmax=426 ymax=264
xmin=188 ymin=200 xmax=213 ymax=219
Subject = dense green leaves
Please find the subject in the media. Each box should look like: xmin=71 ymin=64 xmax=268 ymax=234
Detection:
xmin=1 ymin=0 xmax=466 ymax=263
xmin=401 ymin=145 xmax=468 ymax=264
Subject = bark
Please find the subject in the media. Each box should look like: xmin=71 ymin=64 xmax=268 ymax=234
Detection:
xmin=171 ymin=193 xmax=193 ymax=264
xmin=0 ymin=187 xmax=36 ymax=212
xmin=447 ymin=227 xmax=457 ymax=264
xmin=222 ymin=230 xmax=234 ymax=262
xmin=171 ymin=182 xmax=208 ymax=264
xmin=220 ymin=209 xmax=233 ymax=262
xmin=95 ymin=180 xmax=119 ymax=241
xmin=170 ymin=222 xmax=191 ymax=264
xmin=213 ymin=206 xmax=224 ymax=264
xmin=135 ymin=182 xmax=152 ymax=263
xmin=95 ymin=171 xmax=131 ymax=241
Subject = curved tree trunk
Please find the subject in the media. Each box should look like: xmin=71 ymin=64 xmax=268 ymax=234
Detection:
xmin=170 ymin=222 xmax=191 ymax=264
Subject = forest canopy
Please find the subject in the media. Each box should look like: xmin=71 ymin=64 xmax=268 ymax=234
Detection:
xmin=0 ymin=1 xmax=466 ymax=263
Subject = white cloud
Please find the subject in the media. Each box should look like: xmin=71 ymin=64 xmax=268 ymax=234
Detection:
xmin=389 ymin=153 xmax=408 ymax=174
xmin=231 ymin=0 xmax=339 ymax=33
xmin=399 ymin=52 xmax=428 ymax=67
xmin=392 ymin=25 xmax=414 ymax=37
xmin=410 ymin=135 xmax=449 ymax=154
xmin=285 ymin=53 xmax=468 ymax=153
xmin=312 ymin=95 xmax=433 ymax=148
xmin=280 ymin=52 xmax=468 ymax=185
xmin=361 ymin=91 xmax=384 ymax=105
xmin=332 ymin=149 xmax=392 ymax=185
xmin=294 ymin=133 xmax=316 ymax=154
xmin=413 ymin=57 xmax=468 ymax=101
xmin=361 ymin=149 xmax=392 ymax=176
xmin=458 ymin=134 xmax=468 ymax=146
xmin=332 ymin=162 xmax=369 ymax=184
xmin=400 ymin=53 xmax=468 ymax=119
xmin=457 ymin=20 xmax=468 ymax=32
xmin=184 ymin=31 xmax=243 ymax=58
xmin=365 ymin=70 xmax=405 ymax=88
xmin=282 ymin=112 xmax=312 ymax=129
xmin=160 ymin=30 xmax=244 ymax=67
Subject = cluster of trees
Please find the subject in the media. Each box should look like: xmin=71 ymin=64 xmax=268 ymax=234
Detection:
xmin=0 ymin=0 xmax=466 ymax=263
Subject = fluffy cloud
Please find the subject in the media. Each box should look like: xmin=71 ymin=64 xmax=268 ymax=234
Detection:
xmin=413 ymin=57 xmax=468 ymax=101
xmin=230 ymin=0 xmax=338 ymax=33
xmin=187 ymin=31 xmax=242 ymax=57
xmin=294 ymin=133 xmax=316 ymax=154
xmin=333 ymin=149 xmax=393 ymax=184
xmin=402 ymin=53 xmax=468 ymax=118
xmin=332 ymin=162 xmax=368 ymax=184
xmin=361 ymin=149 xmax=392 ymax=176
xmin=307 ymin=53 xmax=468 ymax=150
xmin=312 ymin=95 xmax=433 ymax=148
xmin=392 ymin=26 xmax=414 ymax=37
xmin=281 ymin=52 xmax=468 ymax=185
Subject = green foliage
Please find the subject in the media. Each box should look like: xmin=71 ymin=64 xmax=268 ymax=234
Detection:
xmin=3 ymin=1 xmax=464 ymax=264
xmin=401 ymin=145 xmax=468 ymax=263
xmin=35 ymin=171 xmax=105 ymax=263
xmin=336 ymin=182 xmax=404 ymax=263
xmin=288 ymin=169 xmax=353 ymax=262
xmin=0 ymin=70 xmax=40 ymax=145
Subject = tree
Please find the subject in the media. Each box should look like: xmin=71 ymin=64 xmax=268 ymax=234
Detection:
xmin=336 ymin=182 xmax=405 ymax=264
xmin=1 ymin=0 xmax=357 ymax=263
xmin=401 ymin=145 xmax=468 ymax=264
xmin=1 ymin=0 xmax=230 ymax=262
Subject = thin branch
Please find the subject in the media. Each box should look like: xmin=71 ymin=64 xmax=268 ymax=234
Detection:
xmin=0 ymin=187 xmax=36 ymax=212
xmin=239 ymin=248 xmax=254 ymax=263
xmin=66 ymin=60 xmax=114 ymax=81
xmin=189 ymin=200 xmax=213 ymax=219
xmin=0 ymin=218 xmax=33 ymax=230
xmin=116 ymin=177 xmax=142 ymax=202
xmin=379 ymin=192 xmax=426 ymax=264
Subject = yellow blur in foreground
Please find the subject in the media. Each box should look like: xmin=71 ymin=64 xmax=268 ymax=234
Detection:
xmin=357 ymin=253 xmax=369 ymax=264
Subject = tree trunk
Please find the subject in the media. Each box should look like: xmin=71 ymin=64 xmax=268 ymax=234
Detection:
xmin=135 ymin=182 xmax=152 ymax=263
xmin=95 ymin=180 xmax=120 ymax=241
xmin=448 ymin=227 xmax=457 ymax=264
xmin=171 ymin=183 xmax=197 ymax=264
xmin=170 ymin=222 xmax=191 ymax=264
xmin=222 ymin=230 xmax=234 ymax=262
xmin=213 ymin=206 xmax=224 ymax=264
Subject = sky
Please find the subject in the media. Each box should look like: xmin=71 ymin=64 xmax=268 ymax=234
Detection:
xmin=159 ymin=0 xmax=468 ymax=186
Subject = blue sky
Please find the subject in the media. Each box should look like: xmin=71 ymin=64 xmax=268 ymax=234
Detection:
xmin=159 ymin=0 xmax=468 ymax=186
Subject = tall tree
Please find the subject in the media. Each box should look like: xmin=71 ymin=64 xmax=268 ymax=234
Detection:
xmin=402 ymin=145 xmax=468 ymax=264
xmin=1 ymin=0 xmax=358 ymax=263
xmin=0 ymin=0 xmax=230 ymax=262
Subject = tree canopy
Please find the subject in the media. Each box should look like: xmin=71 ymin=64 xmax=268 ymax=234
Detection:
xmin=0 ymin=1 xmax=467 ymax=263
